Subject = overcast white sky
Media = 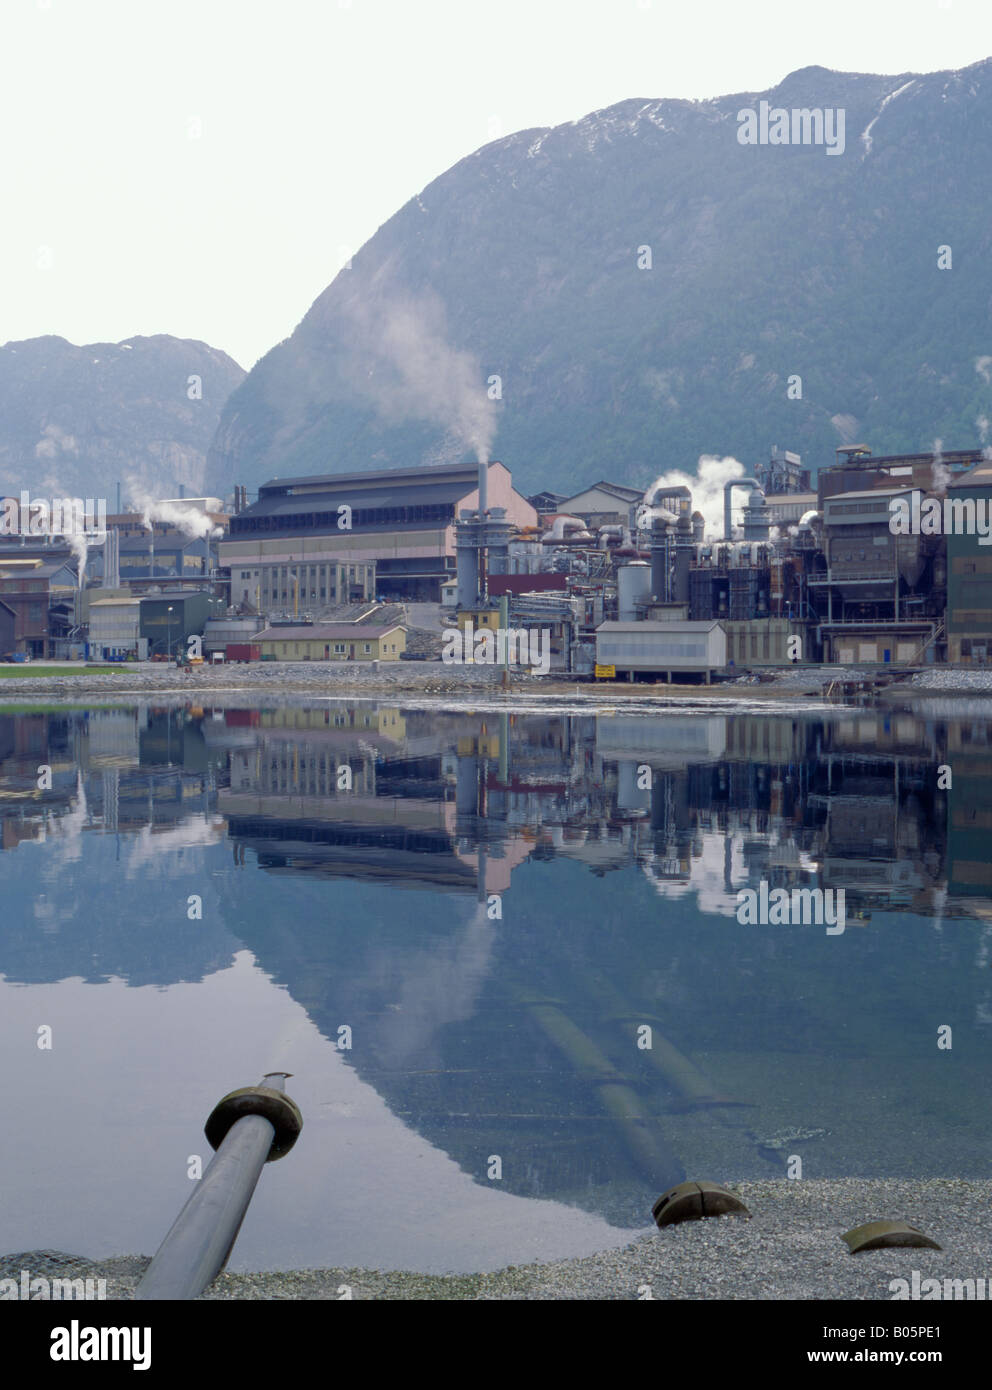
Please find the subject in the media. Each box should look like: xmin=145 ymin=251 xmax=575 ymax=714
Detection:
xmin=0 ymin=0 xmax=987 ymax=369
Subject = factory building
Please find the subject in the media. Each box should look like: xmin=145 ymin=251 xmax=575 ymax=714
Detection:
xmin=255 ymin=623 xmax=406 ymax=662
xmin=140 ymin=592 xmax=213 ymax=659
xmin=945 ymin=457 xmax=992 ymax=663
xmin=0 ymin=598 xmax=13 ymax=654
xmin=88 ymin=598 xmax=144 ymax=660
xmin=755 ymin=447 xmax=811 ymax=497
xmin=223 ymin=461 xmax=537 ymax=604
xmin=816 ymin=445 xmax=982 ymax=505
xmin=558 ymin=481 xmax=647 ymax=529
xmin=0 ymin=557 xmax=78 ymax=657
xmin=810 ymin=487 xmax=944 ymax=665
xmin=595 ymin=621 xmax=726 ymax=683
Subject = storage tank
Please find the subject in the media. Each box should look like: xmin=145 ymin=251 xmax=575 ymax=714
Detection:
xmin=618 ymin=562 xmax=651 ymax=622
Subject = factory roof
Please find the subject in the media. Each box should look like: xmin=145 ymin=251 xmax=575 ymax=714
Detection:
xmin=563 ymin=481 xmax=645 ymax=503
xmin=238 ymin=480 xmax=468 ymax=517
xmin=824 ymin=487 xmax=914 ymax=502
xmin=764 ymin=490 xmax=818 ymax=506
xmin=950 ymin=461 xmax=992 ymax=489
xmin=258 ymin=461 xmax=500 ymax=495
xmin=140 ymin=592 xmax=207 ymax=605
xmin=256 ymin=623 xmax=406 ymax=641
xmin=596 ymin=620 xmax=724 ymax=633
xmin=0 ymin=559 xmax=76 ymax=581
xmin=118 ymin=535 xmax=206 ymax=551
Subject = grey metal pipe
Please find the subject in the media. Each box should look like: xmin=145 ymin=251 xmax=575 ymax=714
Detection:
xmin=723 ymin=478 xmax=762 ymax=540
xmin=135 ymin=1072 xmax=301 ymax=1301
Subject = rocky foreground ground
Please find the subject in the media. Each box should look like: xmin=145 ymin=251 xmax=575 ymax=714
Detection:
xmin=0 ymin=659 xmax=988 ymax=703
xmin=5 ymin=1180 xmax=990 ymax=1300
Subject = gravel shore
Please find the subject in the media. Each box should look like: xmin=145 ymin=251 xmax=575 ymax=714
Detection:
xmin=0 ymin=659 xmax=877 ymax=703
xmin=4 ymin=658 xmax=992 ymax=704
xmin=11 ymin=1180 xmax=990 ymax=1300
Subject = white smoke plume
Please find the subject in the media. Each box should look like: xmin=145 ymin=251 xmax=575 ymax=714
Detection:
xmin=978 ymin=415 xmax=990 ymax=445
xmin=66 ymin=532 xmax=88 ymax=588
xmin=931 ymin=438 xmax=952 ymax=493
xmin=342 ymin=288 xmax=497 ymax=465
xmin=635 ymin=504 xmax=678 ymax=528
xmin=126 ymin=483 xmax=223 ymax=540
xmin=640 ymin=455 xmax=747 ymax=540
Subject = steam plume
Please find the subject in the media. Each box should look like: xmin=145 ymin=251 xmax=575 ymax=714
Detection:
xmin=342 ymin=288 xmax=497 ymax=464
xmin=639 ymin=456 xmax=746 ymax=539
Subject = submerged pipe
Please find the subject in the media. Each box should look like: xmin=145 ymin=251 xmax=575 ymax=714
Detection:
xmin=134 ymin=1072 xmax=302 ymax=1301
xmin=512 ymin=986 xmax=684 ymax=1186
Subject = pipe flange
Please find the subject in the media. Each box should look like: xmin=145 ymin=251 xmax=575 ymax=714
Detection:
xmin=205 ymin=1085 xmax=303 ymax=1161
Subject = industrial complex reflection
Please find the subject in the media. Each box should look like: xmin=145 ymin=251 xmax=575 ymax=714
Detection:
xmin=0 ymin=700 xmax=961 ymax=906
xmin=1 ymin=701 xmax=989 ymax=1221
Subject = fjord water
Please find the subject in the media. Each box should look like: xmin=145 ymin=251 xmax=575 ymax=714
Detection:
xmin=0 ymin=700 xmax=988 ymax=1273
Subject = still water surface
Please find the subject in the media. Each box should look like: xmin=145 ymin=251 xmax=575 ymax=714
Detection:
xmin=0 ymin=698 xmax=989 ymax=1271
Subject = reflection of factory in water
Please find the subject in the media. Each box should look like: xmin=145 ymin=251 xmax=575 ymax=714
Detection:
xmin=206 ymin=702 xmax=957 ymax=924
xmin=0 ymin=703 xmax=964 ymax=924
xmin=0 ymin=706 xmax=226 ymax=848
xmin=0 ymin=701 xmax=989 ymax=1222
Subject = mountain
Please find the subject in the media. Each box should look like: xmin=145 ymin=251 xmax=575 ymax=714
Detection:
xmin=207 ymin=60 xmax=992 ymax=500
xmin=0 ymin=335 xmax=245 ymax=504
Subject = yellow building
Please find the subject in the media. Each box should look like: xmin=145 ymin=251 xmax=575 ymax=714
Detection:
xmin=456 ymin=607 xmax=500 ymax=632
xmin=255 ymin=622 xmax=406 ymax=661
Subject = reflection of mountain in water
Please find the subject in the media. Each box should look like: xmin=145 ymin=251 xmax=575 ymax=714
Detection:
xmin=212 ymin=703 xmax=991 ymax=1216
xmin=3 ymin=702 xmax=992 ymax=1219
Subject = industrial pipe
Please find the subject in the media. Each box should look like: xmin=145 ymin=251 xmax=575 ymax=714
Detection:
xmin=134 ymin=1072 xmax=303 ymax=1301
xmin=723 ymin=478 xmax=763 ymax=541
xmin=511 ymin=985 xmax=684 ymax=1186
xmin=540 ymin=516 xmax=585 ymax=543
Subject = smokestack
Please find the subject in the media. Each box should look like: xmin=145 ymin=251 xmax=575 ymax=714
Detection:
xmin=742 ymin=488 xmax=770 ymax=542
xmin=104 ymin=529 xmax=120 ymax=588
xmin=650 ymin=518 xmax=669 ymax=601
xmin=455 ymin=514 xmax=480 ymax=608
xmin=478 ymin=461 xmax=488 ymax=517
xmin=673 ymin=513 xmax=692 ymax=604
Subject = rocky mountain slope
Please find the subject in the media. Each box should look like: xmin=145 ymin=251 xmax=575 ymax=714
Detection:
xmin=207 ymin=60 xmax=992 ymax=499
xmin=0 ymin=334 xmax=244 ymax=504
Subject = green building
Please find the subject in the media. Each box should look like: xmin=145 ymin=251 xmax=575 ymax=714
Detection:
xmin=139 ymin=593 xmax=213 ymax=658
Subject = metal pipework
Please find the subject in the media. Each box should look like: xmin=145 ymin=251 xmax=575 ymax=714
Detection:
xmin=134 ymin=1072 xmax=302 ymax=1301
xmin=723 ymin=478 xmax=763 ymax=541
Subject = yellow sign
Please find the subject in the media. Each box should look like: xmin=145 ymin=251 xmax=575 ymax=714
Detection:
xmin=595 ymin=664 xmax=616 ymax=679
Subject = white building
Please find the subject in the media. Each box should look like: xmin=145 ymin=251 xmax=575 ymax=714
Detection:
xmin=89 ymin=597 xmax=144 ymax=659
xmin=595 ymin=620 xmax=726 ymax=682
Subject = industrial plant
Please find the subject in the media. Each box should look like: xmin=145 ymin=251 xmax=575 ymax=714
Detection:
xmin=0 ymin=442 xmax=989 ymax=675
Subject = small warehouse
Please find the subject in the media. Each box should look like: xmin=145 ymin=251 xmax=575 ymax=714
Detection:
xmin=89 ymin=597 xmax=144 ymax=660
xmin=255 ymin=623 xmax=407 ymax=661
xmin=595 ymin=620 xmax=727 ymax=683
